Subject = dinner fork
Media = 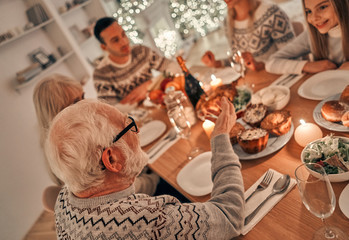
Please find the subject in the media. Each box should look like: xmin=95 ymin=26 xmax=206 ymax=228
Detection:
xmin=245 ymin=170 xmax=274 ymax=202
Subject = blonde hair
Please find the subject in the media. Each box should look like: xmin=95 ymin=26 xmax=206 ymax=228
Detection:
xmin=226 ymin=0 xmax=260 ymax=50
xmin=45 ymin=99 xmax=147 ymax=193
xmin=303 ymin=0 xmax=349 ymax=61
xmin=33 ymin=74 xmax=83 ymax=146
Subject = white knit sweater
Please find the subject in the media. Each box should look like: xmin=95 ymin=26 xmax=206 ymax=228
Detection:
xmin=265 ymin=25 xmax=344 ymax=74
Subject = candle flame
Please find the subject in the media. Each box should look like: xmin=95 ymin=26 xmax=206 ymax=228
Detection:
xmin=300 ymin=119 xmax=306 ymax=125
xmin=210 ymin=74 xmax=217 ymax=81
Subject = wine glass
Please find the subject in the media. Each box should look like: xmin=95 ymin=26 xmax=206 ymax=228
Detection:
xmin=167 ymin=106 xmax=202 ymax=160
xmin=227 ymin=50 xmax=247 ymax=86
xmin=295 ymin=163 xmax=348 ymax=240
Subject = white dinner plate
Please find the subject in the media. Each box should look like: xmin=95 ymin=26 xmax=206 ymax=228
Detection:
xmin=339 ymin=184 xmax=349 ymax=219
xmin=313 ymin=93 xmax=349 ymax=132
xmin=232 ymin=119 xmax=294 ymax=160
xmin=177 ymin=152 xmax=213 ymax=196
xmin=298 ymin=70 xmax=349 ymax=100
xmin=139 ymin=120 xmax=166 ymax=147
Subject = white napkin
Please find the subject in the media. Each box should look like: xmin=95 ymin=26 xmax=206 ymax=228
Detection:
xmin=147 ymin=136 xmax=180 ymax=164
xmin=242 ymin=169 xmax=296 ymax=235
xmin=271 ymin=74 xmax=304 ymax=88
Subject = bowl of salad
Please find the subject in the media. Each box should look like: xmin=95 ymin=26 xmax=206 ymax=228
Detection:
xmin=301 ymin=135 xmax=349 ymax=182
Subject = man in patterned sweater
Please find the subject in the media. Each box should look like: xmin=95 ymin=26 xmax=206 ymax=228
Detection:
xmin=93 ymin=17 xmax=180 ymax=105
xmin=46 ymin=97 xmax=245 ymax=239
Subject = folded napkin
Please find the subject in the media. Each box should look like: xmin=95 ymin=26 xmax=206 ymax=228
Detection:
xmin=147 ymin=135 xmax=180 ymax=164
xmin=242 ymin=169 xmax=296 ymax=235
xmin=271 ymin=74 xmax=304 ymax=88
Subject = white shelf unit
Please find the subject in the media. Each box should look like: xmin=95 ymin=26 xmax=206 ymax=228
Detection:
xmin=0 ymin=0 xmax=113 ymax=93
xmin=50 ymin=0 xmax=113 ymax=69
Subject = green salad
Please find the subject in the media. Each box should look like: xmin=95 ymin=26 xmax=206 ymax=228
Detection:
xmin=303 ymin=135 xmax=349 ymax=174
xmin=233 ymin=87 xmax=251 ymax=112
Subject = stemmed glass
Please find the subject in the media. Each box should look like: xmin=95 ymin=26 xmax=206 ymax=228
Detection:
xmin=167 ymin=106 xmax=202 ymax=160
xmin=295 ymin=163 xmax=348 ymax=240
xmin=227 ymin=50 xmax=246 ymax=82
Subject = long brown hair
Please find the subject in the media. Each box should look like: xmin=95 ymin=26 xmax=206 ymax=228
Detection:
xmin=303 ymin=0 xmax=349 ymax=61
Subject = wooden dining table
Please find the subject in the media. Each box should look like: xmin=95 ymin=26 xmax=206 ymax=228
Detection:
xmin=142 ymin=68 xmax=349 ymax=239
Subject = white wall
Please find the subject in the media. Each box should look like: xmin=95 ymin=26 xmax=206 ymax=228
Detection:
xmin=0 ymin=70 xmax=96 ymax=240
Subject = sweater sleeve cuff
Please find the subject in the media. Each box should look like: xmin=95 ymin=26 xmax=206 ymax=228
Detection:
xmin=211 ymin=134 xmax=234 ymax=154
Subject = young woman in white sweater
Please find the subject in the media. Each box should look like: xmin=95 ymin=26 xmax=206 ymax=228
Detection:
xmin=266 ymin=0 xmax=349 ymax=74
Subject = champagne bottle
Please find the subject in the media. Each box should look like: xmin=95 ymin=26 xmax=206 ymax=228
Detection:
xmin=176 ymin=56 xmax=206 ymax=108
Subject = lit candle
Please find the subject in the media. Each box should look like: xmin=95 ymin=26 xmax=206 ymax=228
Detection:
xmin=210 ymin=74 xmax=222 ymax=91
xmin=203 ymin=120 xmax=215 ymax=138
xmin=294 ymin=119 xmax=323 ymax=147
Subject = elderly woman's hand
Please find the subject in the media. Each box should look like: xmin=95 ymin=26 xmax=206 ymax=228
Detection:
xmin=206 ymin=97 xmax=236 ymax=138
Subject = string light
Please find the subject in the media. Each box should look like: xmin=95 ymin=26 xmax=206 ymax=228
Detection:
xmin=113 ymin=0 xmax=226 ymax=56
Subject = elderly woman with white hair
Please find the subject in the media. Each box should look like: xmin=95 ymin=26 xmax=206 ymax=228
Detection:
xmin=45 ymin=97 xmax=245 ymax=239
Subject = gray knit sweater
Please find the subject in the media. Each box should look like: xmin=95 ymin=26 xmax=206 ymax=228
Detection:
xmin=54 ymin=134 xmax=245 ymax=239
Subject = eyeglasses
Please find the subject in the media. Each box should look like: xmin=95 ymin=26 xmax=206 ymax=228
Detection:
xmin=112 ymin=116 xmax=138 ymax=143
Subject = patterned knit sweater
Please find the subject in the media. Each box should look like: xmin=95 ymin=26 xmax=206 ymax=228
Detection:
xmin=93 ymin=45 xmax=172 ymax=104
xmin=54 ymin=134 xmax=245 ymax=239
xmin=222 ymin=1 xmax=295 ymax=65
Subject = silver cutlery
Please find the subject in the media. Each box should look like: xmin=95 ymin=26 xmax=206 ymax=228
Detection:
xmin=147 ymin=128 xmax=177 ymax=158
xmin=244 ymin=174 xmax=291 ymax=225
xmin=276 ymin=74 xmax=296 ymax=86
xmin=245 ymin=170 xmax=274 ymax=202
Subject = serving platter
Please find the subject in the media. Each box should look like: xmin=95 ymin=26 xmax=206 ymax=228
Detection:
xmin=232 ymin=119 xmax=294 ymax=160
xmin=313 ymin=93 xmax=349 ymax=132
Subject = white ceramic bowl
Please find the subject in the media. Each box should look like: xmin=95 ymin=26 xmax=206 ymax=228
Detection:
xmin=300 ymin=136 xmax=349 ymax=182
xmin=252 ymin=85 xmax=290 ymax=111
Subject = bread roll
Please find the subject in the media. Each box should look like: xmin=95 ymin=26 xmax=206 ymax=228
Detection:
xmin=238 ymin=128 xmax=269 ymax=154
xmin=242 ymin=104 xmax=268 ymax=127
xmin=229 ymin=122 xmax=245 ymax=145
xmin=341 ymin=111 xmax=349 ymax=127
xmin=340 ymin=85 xmax=349 ymax=104
xmin=260 ymin=110 xmax=292 ymax=136
xmin=321 ymin=100 xmax=348 ymax=122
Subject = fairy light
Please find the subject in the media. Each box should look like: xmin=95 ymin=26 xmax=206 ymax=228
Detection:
xmin=112 ymin=0 xmax=226 ymax=55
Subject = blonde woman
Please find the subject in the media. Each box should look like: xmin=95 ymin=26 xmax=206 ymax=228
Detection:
xmin=202 ymin=0 xmax=295 ymax=71
xmin=33 ymin=74 xmax=85 ymax=186
xmin=33 ymin=74 xmax=160 ymax=195
xmin=265 ymin=0 xmax=349 ymax=74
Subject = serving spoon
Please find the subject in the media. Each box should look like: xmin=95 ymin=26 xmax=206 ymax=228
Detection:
xmin=244 ymin=174 xmax=291 ymax=225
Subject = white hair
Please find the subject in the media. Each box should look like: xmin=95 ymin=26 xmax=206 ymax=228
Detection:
xmin=45 ymin=99 xmax=147 ymax=193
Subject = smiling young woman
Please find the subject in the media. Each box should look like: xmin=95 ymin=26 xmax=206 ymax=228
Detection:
xmin=266 ymin=0 xmax=349 ymax=74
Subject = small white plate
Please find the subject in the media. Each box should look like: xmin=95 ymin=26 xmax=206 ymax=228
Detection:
xmin=298 ymin=70 xmax=349 ymax=100
xmin=313 ymin=93 xmax=349 ymax=132
xmin=339 ymin=184 xmax=349 ymax=219
xmin=139 ymin=120 xmax=166 ymax=147
xmin=177 ymin=152 xmax=213 ymax=196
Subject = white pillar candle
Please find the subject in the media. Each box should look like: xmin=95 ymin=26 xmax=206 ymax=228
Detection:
xmin=294 ymin=119 xmax=323 ymax=147
xmin=210 ymin=74 xmax=222 ymax=91
xmin=203 ymin=120 xmax=215 ymax=138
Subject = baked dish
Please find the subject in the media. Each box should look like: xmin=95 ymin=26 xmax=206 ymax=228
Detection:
xmin=242 ymin=103 xmax=268 ymax=127
xmin=237 ymin=128 xmax=269 ymax=154
xmin=261 ymin=110 xmax=292 ymax=136
xmin=229 ymin=122 xmax=245 ymax=145
xmin=195 ymin=83 xmax=251 ymax=121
